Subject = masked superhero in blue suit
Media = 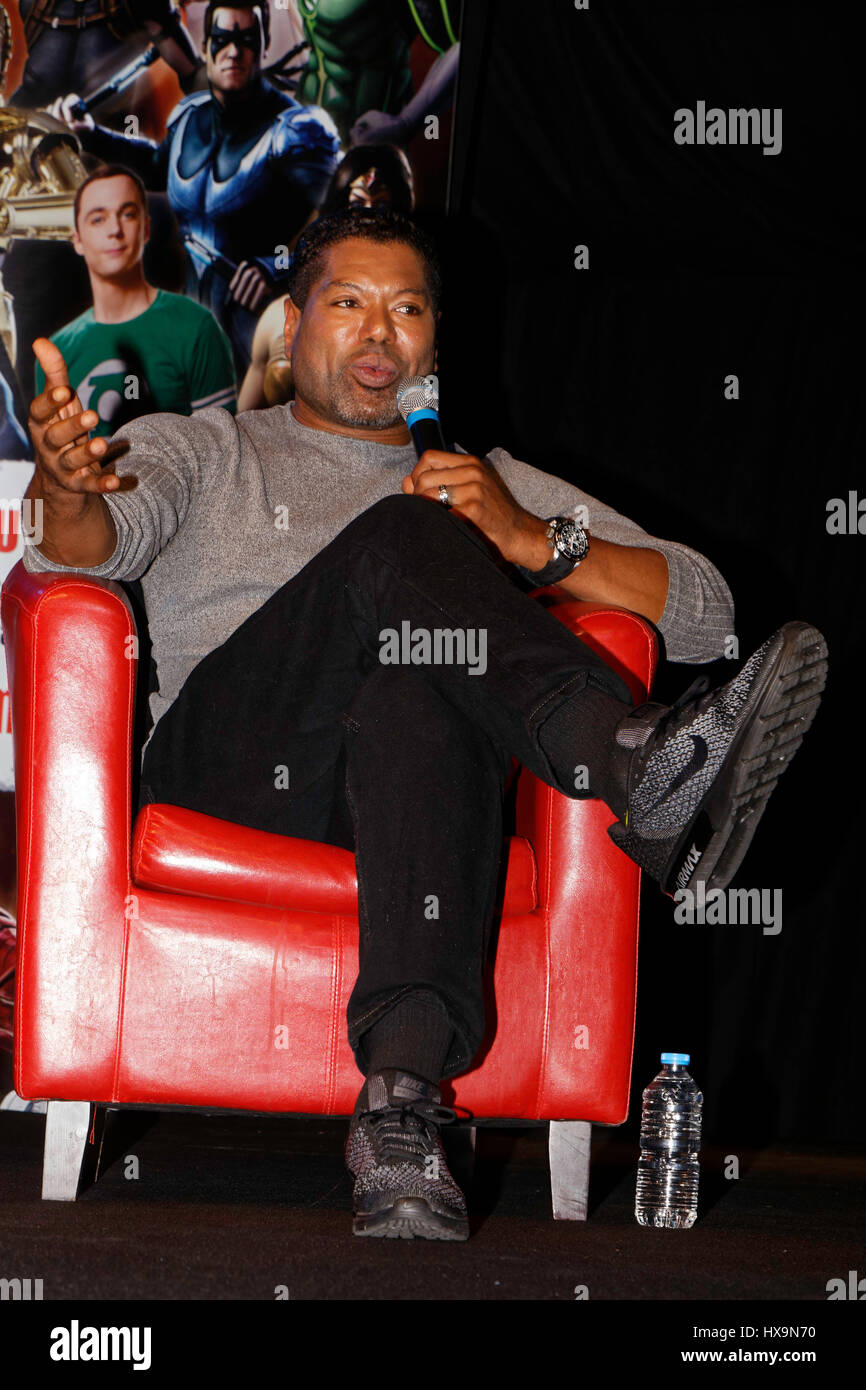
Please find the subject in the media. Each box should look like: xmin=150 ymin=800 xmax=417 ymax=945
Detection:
xmin=56 ymin=2 xmax=341 ymax=373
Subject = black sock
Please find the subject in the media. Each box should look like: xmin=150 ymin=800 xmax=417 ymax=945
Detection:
xmin=360 ymin=991 xmax=453 ymax=1087
xmin=537 ymin=675 xmax=633 ymax=820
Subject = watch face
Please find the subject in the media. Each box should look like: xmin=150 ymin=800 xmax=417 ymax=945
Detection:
xmin=554 ymin=518 xmax=588 ymax=560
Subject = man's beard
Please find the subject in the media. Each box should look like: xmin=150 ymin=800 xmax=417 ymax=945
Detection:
xmin=294 ymin=361 xmax=405 ymax=429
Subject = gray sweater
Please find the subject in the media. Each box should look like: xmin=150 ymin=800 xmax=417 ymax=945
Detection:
xmin=22 ymin=403 xmax=735 ymax=757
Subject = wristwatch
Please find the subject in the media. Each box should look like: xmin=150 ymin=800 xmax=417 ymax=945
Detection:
xmin=519 ymin=515 xmax=590 ymax=586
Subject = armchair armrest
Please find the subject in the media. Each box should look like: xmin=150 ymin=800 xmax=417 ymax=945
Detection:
xmin=515 ymin=592 xmax=658 ymax=853
xmin=512 ymin=595 xmax=658 ymax=1121
xmin=0 ymin=562 xmax=139 ymax=1096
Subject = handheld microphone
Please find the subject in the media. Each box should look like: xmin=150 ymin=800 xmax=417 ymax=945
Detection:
xmin=396 ymin=374 xmax=449 ymax=457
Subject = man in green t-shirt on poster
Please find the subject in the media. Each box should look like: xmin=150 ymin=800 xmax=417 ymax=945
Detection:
xmin=36 ymin=164 xmax=237 ymax=435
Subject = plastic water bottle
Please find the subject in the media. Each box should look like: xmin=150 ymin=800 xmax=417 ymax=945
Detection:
xmin=634 ymin=1052 xmax=703 ymax=1228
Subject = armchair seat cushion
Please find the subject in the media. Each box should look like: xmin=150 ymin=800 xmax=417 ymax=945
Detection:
xmin=132 ymin=803 xmax=538 ymax=915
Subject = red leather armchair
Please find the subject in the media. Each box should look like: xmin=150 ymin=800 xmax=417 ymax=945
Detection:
xmin=0 ymin=562 xmax=657 ymax=1213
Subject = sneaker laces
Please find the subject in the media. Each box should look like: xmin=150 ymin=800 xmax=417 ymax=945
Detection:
xmin=632 ymin=674 xmax=716 ymax=752
xmin=359 ymin=1100 xmax=458 ymax=1164
xmin=660 ymin=674 xmax=714 ymax=729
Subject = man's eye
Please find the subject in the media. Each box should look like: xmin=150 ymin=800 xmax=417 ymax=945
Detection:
xmin=395 ymin=304 xmax=421 ymax=315
xmin=333 ymin=298 xmax=358 ymax=307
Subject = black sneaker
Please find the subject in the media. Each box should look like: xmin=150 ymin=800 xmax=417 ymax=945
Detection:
xmin=608 ymin=621 xmax=828 ymax=896
xmin=345 ymin=1068 xmax=469 ymax=1240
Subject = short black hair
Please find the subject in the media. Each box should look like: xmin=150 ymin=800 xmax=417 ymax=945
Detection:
xmin=73 ymin=163 xmax=148 ymax=229
xmin=202 ymin=0 xmax=270 ymax=51
xmin=285 ymin=207 xmax=442 ymax=316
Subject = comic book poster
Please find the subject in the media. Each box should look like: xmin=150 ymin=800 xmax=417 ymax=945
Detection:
xmin=0 ymin=0 xmax=462 ymax=903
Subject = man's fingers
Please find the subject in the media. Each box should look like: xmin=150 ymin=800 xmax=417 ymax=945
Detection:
xmin=28 ymin=385 xmax=85 ymax=430
xmin=55 ymin=395 xmax=85 ymax=423
xmin=411 ymin=450 xmax=482 ymax=484
xmin=412 ymin=465 xmax=483 ymax=496
xmin=234 ymin=275 xmax=252 ymax=308
xmin=412 ymin=481 xmax=479 ymax=522
xmin=32 ymin=338 xmax=71 ymax=390
xmin=29 ymin=386 xmax=67 ymax=427
xmin=43 ymin=410 xmax=100 ymax=451
xmin=64 ymin=469 xmax=122 ymax=495
xmin=55 ymin=441 xmax=123 ymax=492
xmin=56 ymin=435 xmax=107 ymax=473
xmin=51 ymin=94 xmax=93 ymax=131
xmin=231 ymin=262 xmax=267 ymax=309
xmin=230 ymin=264 xmax=250 ymax=303
xmin=229 ymin=261 xmax=259 ymax=298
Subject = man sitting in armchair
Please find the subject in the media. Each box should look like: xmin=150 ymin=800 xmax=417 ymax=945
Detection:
xmin=20 ymin=206 xmax=827 ymax=1241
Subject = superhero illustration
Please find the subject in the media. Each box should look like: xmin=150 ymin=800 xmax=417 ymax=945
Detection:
xmin=12 ymin=0 xmax=202 ymax=109
xmin=0 ymin=337 xmax=27 ymax=456
xmin=1 ymin=5 xmax=86 ymax=442
xmin=296 ymin=0 xmax=461 ymax=149
xmin=55 ymin=1 xmax=341 ymax=374
xmin=0 ymin=0 xmax=461 ymax=1078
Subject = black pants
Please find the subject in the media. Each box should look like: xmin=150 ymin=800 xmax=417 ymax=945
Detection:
xmin=138 ymin=495 xmax=634 ymax=1078
xmin=12 ymin=10 xmax=125 ymax=109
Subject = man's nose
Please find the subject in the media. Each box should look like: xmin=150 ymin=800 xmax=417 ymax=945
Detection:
xmin=360 ymin=302 xmax=395 ymax=340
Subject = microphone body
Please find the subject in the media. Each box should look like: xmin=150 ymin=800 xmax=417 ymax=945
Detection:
xmin=406 ymin=409 xmax=449 ymax=459
xmin=396 ymin=375 xmax=450 ymax=457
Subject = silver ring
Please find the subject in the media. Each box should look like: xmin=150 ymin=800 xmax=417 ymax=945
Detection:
xmin=438 ymin=483 xmax=451 ymax=507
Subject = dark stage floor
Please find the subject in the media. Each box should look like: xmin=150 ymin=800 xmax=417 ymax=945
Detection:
xmin=1 ymin=1108 xmax=863 ymax=1302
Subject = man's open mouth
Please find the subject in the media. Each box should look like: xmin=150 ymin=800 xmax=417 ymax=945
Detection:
xmin=349 ymin=359 xmax=399 ymax=387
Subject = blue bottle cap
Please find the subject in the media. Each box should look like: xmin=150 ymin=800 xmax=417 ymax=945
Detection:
xmin=661 ymin=1051 xmax=690 ymax=1065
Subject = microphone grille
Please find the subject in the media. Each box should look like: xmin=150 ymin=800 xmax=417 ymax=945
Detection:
xmin=396 ymin=374 xmax=439 ymax=421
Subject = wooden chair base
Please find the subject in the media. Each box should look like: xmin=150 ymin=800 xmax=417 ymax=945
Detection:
xmin=40 ymin=1105 xmax=592 ymax=1217
xmin=549 ymin=1119 xmax=592 ymax=1220
xmin=41 ymin=1100 xmax=96 ymax=1201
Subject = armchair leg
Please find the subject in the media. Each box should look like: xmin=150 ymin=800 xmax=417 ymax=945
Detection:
xmin=42 ymin=1100 xmax=96 ymax=1201
xmin=549 ymin=1119 xmax=592 ymax=1220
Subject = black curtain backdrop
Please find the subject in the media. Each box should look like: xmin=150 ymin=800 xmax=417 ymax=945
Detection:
xmin=441 ymin=0 xmax=864 ymax=1143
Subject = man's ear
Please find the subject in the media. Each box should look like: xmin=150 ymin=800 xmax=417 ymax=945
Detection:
xmin=283 ymin=294 xmax=301 ymax=356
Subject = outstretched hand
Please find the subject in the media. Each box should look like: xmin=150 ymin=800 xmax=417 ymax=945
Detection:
xmin=28 ymin=338 xmax=129 ymax=494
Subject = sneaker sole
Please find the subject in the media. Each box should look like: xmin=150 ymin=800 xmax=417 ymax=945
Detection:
xmin=353 ymin=1196 xmax=469 ymax=1241
xmin=657 ymin=621 xmax=828 ymax=895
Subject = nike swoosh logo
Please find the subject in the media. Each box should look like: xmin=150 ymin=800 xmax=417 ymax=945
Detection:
xmin=644 ymin=734 xmax=709 ymax=817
